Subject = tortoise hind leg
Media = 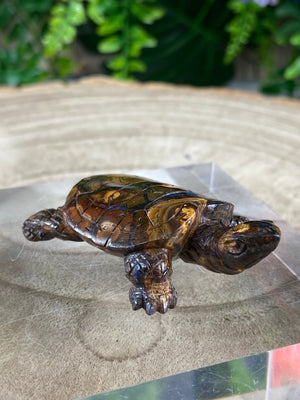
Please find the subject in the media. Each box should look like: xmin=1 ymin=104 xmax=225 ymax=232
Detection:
xmin=124 ymin=248 xmax=177 ymax=315
xmin=23 ymin=207 xmax=82 ymax=242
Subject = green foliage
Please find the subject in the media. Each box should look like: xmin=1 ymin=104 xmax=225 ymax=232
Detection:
xmin=224 ymin=0 xmax=265 ymax=64
xmin=0 ymin=0 xmax=53 ymax=85
xmin=284 ymin=56 xmax=300 ymax=80
xmin=136 ymin=0 xmax=234 ymax=86
xmin=41 ymin=0 xmax=165 ymax=79
xmin=275 ymin=2 xmax=300 ymax=81
xmin=2 ymin=0 xmax=300 ymax=96
xmin=86 ymin=0 xmax=165 ymax=79
xmin=224 ymin=0 xmax=300 ymax=97
xmin=0 ymin=0 xmax=80 ymax=86
xmin=43 ymin=0 xmax=86 ymax=57
xmin=261 ymin=1 xmax=300 ymax=96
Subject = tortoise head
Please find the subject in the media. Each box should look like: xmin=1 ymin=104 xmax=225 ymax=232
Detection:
xmin=22 ymin=208 xmax=81 ymax=242
xmin=23 ymin=209 xmax=59 ymax=241
xmin=181 ymin=220 xmax=281 ymax=274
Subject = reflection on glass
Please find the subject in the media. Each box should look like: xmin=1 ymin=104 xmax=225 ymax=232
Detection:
xmin=81 ymin=344 xmax=300 ymax=400
xmin=267 ymin=343 xmax=300 ymax=400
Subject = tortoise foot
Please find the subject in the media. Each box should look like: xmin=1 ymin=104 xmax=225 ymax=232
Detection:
xmin=129 ymin=285 xmax=178 ymax=316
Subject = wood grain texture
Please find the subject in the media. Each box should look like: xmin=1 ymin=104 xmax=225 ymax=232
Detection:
xmin=0 ymin=77 xmax=299 ymax=231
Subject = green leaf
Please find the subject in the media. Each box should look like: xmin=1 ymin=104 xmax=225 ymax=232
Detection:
xmin=87 ymin=1 xmax=105 ymax=24
xmin=49 ymin=16 xmax=64 ymax=31
xmin=60 ymin=24 xmax=76 ymax=44
xmin=290 ymin=33 xmax=300 ymax=46
xmin=130 ymin=25 xmax=157 ymax=48
xmin=131 ymin=3 xmax=165 ymax=25
xmin=229 ymin=0 xmax=246 ymax=13
xmin=87 ymin=0 xmax=119 ymax=23
xmin=93 ymin=0 xmax=119 ymax=14
xmin=67 ymin=1 xmax=86 ymax=25
xmin=274 ymin=20 xmax=300 ymax=45
xmin=51 ymin=4 xmax=66 ymax=17
xmin=284 ymin=56 xmax=300 ymax=80
xmin=98 ymin=35 xmax=122 ymax=53
xmin=96 ymin=15 xmax=124 ymax=36
xmin=128 ymin=59 xmax=146 ymax=73
xmin=225 ymin=2 xmax=259 ymax=64
xmin=107 ymin=55 xmax=126 ymax=71
xmin=128 ymin=25 xmax=158 ymax=57
xmin=129 ymin=42 xmax=143 ymax=57
xmin=43 ymin=33 xmax=63 ymax=56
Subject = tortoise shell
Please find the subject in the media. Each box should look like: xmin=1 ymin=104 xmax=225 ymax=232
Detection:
xmin=63 ymin=175 xmax=232 ymax=256
xmin=22 ymin=174 xmax=280 ymax=315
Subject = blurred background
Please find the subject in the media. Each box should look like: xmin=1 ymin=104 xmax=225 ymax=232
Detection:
xmin=1 ymin=0 xmax=300 ymax=97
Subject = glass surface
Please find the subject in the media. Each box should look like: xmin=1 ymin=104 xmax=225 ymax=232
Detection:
xmin=79 ymin=343 xmax=300 ymax=400
xmin=0 ymin=163 xmax=299 ymax=400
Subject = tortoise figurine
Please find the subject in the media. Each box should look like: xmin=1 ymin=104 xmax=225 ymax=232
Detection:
xmin=23 ymin=174 xmax=280 ymax=315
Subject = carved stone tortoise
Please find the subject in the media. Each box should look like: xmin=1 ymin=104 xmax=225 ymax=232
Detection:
xmin=23 ymin=174 xmax=280 ymax=315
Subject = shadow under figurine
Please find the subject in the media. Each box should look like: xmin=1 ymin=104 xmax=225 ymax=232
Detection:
xmin=23 ymin=175 xmax=280 ymax=315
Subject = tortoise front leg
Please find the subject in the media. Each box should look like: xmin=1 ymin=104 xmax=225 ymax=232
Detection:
xmin=124 ymin=248 xmax=177 ymax=315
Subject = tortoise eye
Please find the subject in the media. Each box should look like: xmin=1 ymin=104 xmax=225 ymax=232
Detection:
xmin=221 ymin=239 xmax=247 ymax=256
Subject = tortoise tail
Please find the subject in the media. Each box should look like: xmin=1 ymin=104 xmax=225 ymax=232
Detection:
xmin=22 ymin=208 xmax=82 ymax=242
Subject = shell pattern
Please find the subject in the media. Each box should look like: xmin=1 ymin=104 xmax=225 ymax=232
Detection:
xmin=63 ymin=175 xmax=213 ymax=256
